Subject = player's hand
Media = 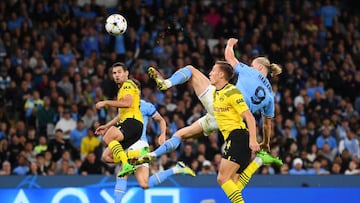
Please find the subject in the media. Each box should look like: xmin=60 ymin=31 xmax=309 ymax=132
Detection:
xmin=95 ymin=101 xmax=106 ymax=109
xmin=260 ymin=142 xmax=271 ymax=152
xmin=249 ymin=140 xmax=260 ymax=152
xmin=95 ymin=125 xmax=108 ymax=135
xmin=227 ymin=38 xmax=238 ymax=47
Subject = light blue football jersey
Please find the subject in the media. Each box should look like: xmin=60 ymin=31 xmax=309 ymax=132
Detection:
xmin=234 ymin=62 xmax=275 ymax=118
xmin=140 ymin=99 xmax=157 ymax=142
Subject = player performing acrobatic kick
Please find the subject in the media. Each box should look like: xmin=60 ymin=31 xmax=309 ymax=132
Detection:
xmin=133 ymin=38 xmax=283 ymax=185
xmin=137 ymin=37 xmax=282 ymax=161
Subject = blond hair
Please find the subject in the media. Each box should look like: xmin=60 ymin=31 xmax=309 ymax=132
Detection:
xmin=254 ymin=57 xmax=282 ymax=77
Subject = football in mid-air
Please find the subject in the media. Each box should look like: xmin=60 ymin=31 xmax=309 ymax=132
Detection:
xmin=105 ymin=14 xmax=127 ymax=36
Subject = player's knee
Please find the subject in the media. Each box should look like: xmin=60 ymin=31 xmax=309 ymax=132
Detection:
xmin=101 ymin=153 xmax=111 ymax=163
xmin=174 ymin=134 xmax=185 ymax=141
xmin=216 ymin=173 xmax=228 ymax=185
xmin=186 ymin=65 xmax=195 ymax=70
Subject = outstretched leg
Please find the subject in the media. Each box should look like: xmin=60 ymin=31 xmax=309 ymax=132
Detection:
xmin=135 ymin=120 xmax=205 ymax=164
xmin=149 ymin=65 xmax=211 ymax=96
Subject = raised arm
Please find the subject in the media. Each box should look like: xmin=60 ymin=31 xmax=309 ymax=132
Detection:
xmin=225 ymin=38 xmax=240 ymax=68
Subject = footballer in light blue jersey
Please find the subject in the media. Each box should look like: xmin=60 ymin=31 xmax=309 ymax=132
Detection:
xmin=140 ymin=99 xmax=158 ymax=142
xmin=226 ymin=38 xmax=282 ymax=151
xmin=234 ymin=62 xmax=274 ymax=118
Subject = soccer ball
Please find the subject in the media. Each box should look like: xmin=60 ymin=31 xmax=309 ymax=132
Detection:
xmin=105 ymin=14 xmax=127 ymax=36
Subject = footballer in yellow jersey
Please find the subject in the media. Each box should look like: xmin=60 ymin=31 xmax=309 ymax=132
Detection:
xmin=95 ymin=62 xmax=143 ymax=177
xmin=210 ymin=61 xmax=259 ymax=203
xmin=117 ymin=79 xmax=143 ymax=124
xmin=213 ymin=83 xmax=248 ymax=140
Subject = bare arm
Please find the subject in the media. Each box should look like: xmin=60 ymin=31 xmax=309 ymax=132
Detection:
xmin=152 ymin=112 xmax=167 ymax=145
xmin=262 ymin=116 xmax=272 ymax=152
xmin=241 ymin=110 xmax=259 ymax=152
xmin=95 ymin=94 xmax=133 ymax=109
xmin=225 ymin=38 xmax=240 ymax=68
xmin=95 ymin=115 xmax=120 ymax=135
xmin=105 ymin=115 xmax=120 ymax=128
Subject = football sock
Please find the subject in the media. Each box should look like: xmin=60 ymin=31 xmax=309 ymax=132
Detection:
xmin=114 ymin=177 xmax=127 ymax=202
xmin=221 ymin=180 xmax=244 ymax=203
xmin=166 ymin=66 xmax=192 ymax=88
xmin=148 ymin=168 xmax=175 ymax=187
xmin=237 ymin=157 xmax=262 ymax=191
xmin=109 ymin=140 xmax=128 ymax=164
xmin=127 ymin=149 xmax=141 ymax=159
xmin=153 ymin=136 xmax=181 ymax=157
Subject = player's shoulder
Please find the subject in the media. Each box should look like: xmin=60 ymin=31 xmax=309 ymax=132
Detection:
xmin=140 ymin=99 xmax=157 ymax=115
xmin=140 ymin=99 xmax=154 ymax=108
xmin=122 ymin=80 xmax=139 ymax=89
xmin=224 ymin=84 xmax=240 ymax=97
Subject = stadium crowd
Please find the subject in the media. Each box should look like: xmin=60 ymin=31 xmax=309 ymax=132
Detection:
xmin=0 ymin=0 xmax=359 ymax=176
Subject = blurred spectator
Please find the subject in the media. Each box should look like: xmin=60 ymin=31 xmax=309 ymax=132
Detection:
xmin=8 ymin=135 xmax=24 ymax=164
xmin=316 ymin=127 xmax=337 ymax=151
xmin=0 ymin=67 xmax=11 ymax=91
xmin=81 ymin=107 xmax=98 ymax=129
xmin=179 ymin=143 xmax=196 ymax=167
xmin=12 ymin=152 xmax=29 ymax=175
xmin=279 ymin=164 xmax=289 ymax=175
xmin=344 ymin=160 xmax=360 ymax=175
xmin=36 ymin=153 xmax=48 ymax=175
xmin=57 ymin=73 xmax=74 ymax=97
xmin=33 ymin=135 xmax=48 ymax=155
xmin=318 ymin=143 xmax=337 ymax=162
xmin=24 ymin=141 xmax=36 ymax=163
xmin=338 ymin=130 xmax=360 ymax=159
xmin=70 ymin=119 xmax=87 ymax=153
xmin=330 ymin=162 xmax=342 ymax=174
xmin=289 ymin=158 xmax=307 ymax=175
xmin=43 ymin=150 xmax=56 ymax=175
xmin=80 ymin=127 xmax=99 ymax=160
xmin=27 ymin=161 xmax=43 ymax=175
xmin=24 ymin=90 xmax=44 ymax=127
xmin=307 ymin=159 xmax=330 ymax=175
xmin=55 ymin=150 xmax=76 ymax=175
xmin=36 ymin=97 xmax=55 ymax=137
xmin=48 ymin=129 xmax=75 ymax=162
xmin=198 ymin=160 xmax=216 ymax=175
xmin=0 ymin=122 xmax=8 ymax=140
xmin=0 ymin=160 xmax=12 ymax=175
xmin=79 ymin=152 xmax=109 ymax=175
xmin=54 ymin=109 xmax=76 ymax=140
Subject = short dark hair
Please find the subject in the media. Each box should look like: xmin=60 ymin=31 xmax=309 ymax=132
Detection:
xmin=215 ymin=61 xmax=234 ymax=81
xmin=111 ymin=62 xmax=128 ymax=71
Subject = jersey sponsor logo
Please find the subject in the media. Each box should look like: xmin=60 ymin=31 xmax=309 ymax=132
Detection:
xmin=214 ymin=106 xmax=230 ymax=112
xmin=236 ymin=98 xmax=244 ymax=104
xmin=123 ymin=85 xmax=132 ymax=89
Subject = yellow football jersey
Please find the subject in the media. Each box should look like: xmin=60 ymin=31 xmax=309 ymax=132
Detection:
xmin=117 ymin=80 xmax=143 ymax=123
xmin=213 ymin=83 xmax=249 ymax=139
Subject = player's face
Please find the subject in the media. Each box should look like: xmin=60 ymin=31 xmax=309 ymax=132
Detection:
xmin=209 ymin=64 xmax=221 ymax=85
xmin=112 ymin=66 xmax=128 ymax=84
